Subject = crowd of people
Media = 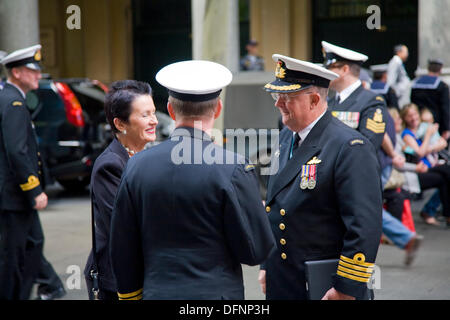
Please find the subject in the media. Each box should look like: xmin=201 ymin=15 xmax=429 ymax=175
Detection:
xmin=0 ymin=38 xmax=449 ymax=301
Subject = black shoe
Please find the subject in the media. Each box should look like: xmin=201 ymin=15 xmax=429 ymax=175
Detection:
xmin=35 ymin=286 xmax=66 ymax=300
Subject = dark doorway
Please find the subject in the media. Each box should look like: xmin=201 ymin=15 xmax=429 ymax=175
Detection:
xmin=312 ymin=0 xmax=418 ymax=78
xmin=132 ymin=0 xmax=192 ymax=112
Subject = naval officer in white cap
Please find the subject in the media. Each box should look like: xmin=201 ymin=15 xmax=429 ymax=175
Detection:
xmin=0 ymin=44 xmax=48 ymax=299
xmin=110 ymin=60 xmax=276 ymax=300
xmin=260 ymin=54 xmax=382 ymax=300
xmin=322 ymin=40 xmax=388 ymax=150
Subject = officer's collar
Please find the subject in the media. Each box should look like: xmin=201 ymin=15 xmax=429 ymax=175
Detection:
xmin=170 ymin=126 xmax=213 ymax=142
xmin=6 ymin=80 xmax=26 ymax=99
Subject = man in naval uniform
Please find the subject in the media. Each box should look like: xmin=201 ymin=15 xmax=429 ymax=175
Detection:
xmin=110 ymin=60 xmax=276 ymax=300
xmin=370 ymin=64 xmax=400 ymax=110
xmin=411 ymin=59 xmax=450 ymax=140
xmin=322 ymin=41 xmax=387 ymax=150
xmin=0 ymin=45 xmax=48 ymax=299
xmin=322 ymin=42 xmax=423 ymax=266
xmin=259 ymin=54 xmax=382 ymax=300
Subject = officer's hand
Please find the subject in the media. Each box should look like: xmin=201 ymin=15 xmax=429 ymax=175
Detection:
xmin=321 ymin=287 xmax=355 ymax=300
xmin=258 ymin=270 xmax=266 ymax=295
xmin=34 ymin=192 xmax=48 ymax=210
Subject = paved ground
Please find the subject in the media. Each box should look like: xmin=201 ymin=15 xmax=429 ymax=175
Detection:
xmin=32 ymin=185 xmax=450 ymax=300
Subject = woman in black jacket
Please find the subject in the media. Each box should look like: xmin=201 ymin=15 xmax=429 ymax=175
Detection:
xmin=84 ymin=80 xmax=158 ymax=300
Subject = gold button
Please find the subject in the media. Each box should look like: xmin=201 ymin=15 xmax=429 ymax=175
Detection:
xmin=265 ymin=206 xmax=271 ymax=213
xmin=280 ymin=209 xmax=286 ymax=216
xmin=281 ymin=253 xmax=287 ymax=260
xmin=37 ymin=152 xmax=41 ymax=156
xmin=38 ymin=161 xmax=42 ymax=165
xmin=280 ymin=238 xmax=286 ymax=245
xmin=38 ymin=171 xmax=42 ymax=175
xmin=279 ymin=223 xmax=285 ymax=230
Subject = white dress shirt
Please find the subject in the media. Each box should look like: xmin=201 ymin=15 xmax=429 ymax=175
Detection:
xmin=336 ymin=79 xmax=361 ymax=104
xmin=294 ymin=110 xmax=327 ymax=145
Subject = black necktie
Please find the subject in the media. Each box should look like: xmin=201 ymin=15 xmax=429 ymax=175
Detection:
xmin=289 ymin=133 xmax=301 ymax=159
xmin=335 ymin=94 xmax=341 ymax=104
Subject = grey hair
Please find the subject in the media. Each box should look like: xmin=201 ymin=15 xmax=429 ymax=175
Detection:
xmin=394 ymin=44 xmax=405 ymax=55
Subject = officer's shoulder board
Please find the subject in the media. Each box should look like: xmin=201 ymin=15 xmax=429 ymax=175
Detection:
xmin=375 ymin=96 xmax=384 ymax=102
xmin=349 ymin=138 xmax=364 ymax=146
xmin=11 ymin=100 xmax=23 ymax=107
xmin=244 ymin=164 xmax=255 ymax=172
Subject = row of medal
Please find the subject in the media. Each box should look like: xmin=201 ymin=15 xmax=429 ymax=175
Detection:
xmin=300 ymin=164 xmax=317 ymax=190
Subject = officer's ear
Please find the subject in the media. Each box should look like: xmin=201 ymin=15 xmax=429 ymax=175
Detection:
xmin=214 ymin=99 xmax=222 ymax=119
xmin=309 ymin=92 xmax=321 ymax=109
xmin=9 ymin=67 xmax=21 ymax=80
xmin=167 ymin=102 xmax=176 ymax=121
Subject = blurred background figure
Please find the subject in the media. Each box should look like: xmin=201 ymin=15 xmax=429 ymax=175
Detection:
xmin=410 ymin=59 xmax=450 ymax=140
xmin=359 ymin=67 xmax=372 ymax=89
xmin=389 ymin=108 xmax=448 ymax=227
xmin=387 ymin=44 xmax=411 ymax=108
xmin=240 ymin=39 xmax=264 ymax=71
xmin=400 ymin=103 xmax=450 ymax=228
xmin=0 ymin=51 xmax=7 ymax=88
xmin=0 ymin=45 xmax=49 ymax=300
xmin=370 ymin=64 xmax=399 ymax=110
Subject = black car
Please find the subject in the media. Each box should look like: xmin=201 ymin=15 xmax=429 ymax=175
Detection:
xmin=27 ymin=78 xmax=174 ymax=191
xmin=26 ymin=78 xmax=111 ymax=190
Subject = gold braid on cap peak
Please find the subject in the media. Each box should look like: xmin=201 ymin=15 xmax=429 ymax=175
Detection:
xmin=264 ymin=83 xmax=302 ymax=91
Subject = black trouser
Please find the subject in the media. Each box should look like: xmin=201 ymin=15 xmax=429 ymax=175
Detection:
xmin=0 ymin=209 xmax=42 ymax=300
xmin=35 ymin=255 xmax=64 ymax=296
xmin=85 ymin=277 xmax=118 ymax=300
xmin=418 ymin=165 xmax=450 ymax=217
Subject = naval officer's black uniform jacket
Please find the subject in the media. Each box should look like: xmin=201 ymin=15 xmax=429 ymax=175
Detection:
xmin=0 ymin=82 xmax=46 ymax=299
xmin=0 ymin=83 xmax=44 ymax=211
xmin=84 ymin=138 xmax=129 ymax=297
xmin=411 ymin=75 xmax=450 ymax=135
xmin=264 ymin=111 xmax=382 ymax=300
xmin=110 ymin=127 xmax=276 ymax=300
xmin=328 ymin=84 xmax=387 ymax=150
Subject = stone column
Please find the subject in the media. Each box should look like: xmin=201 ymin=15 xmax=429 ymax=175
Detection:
xmin=192 ymin=0 xmax=239 ymax=72
xmin=418 ymin=0 xmax=450 ymax=77
xmin=0 ymin=0 xmax=40 ymax=52
xmin=191 ymin=0 xmax=240 ymax=136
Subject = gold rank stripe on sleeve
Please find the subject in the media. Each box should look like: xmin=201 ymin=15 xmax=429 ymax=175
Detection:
xmin=19 ymin=175 xmax=40 ymax=191
xmin=336 ymin=270 xmax=371 ymax=283
xmin=339 ymin=254 xmax=374 ymax=268
xmin=366 ymin=118 xmax=386 ymax=133
xmin=117 ymin=288 xmax=143 ymax=300
xmin=338 ymin=259 xmax=374 ymax=273
xmin=337 ymin=264 xmax=372 ymax=279
xmin=337 ymin=254 xmax=374 ymax=283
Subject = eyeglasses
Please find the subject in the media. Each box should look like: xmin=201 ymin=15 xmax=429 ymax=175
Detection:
xmin=271 ymin=91 xmax=313 ymax=102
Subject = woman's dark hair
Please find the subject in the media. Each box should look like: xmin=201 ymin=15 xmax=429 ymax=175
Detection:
xmin=104 ymin=80 xmax=152 ymax=134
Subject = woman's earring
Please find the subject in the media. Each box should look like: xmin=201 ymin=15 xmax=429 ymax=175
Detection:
xmin=123 ymin=130 xmax=127 ymax=135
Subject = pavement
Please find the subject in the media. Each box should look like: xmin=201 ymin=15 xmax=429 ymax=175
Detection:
xmin=31 ymin=185 xmax=450 ymax=300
